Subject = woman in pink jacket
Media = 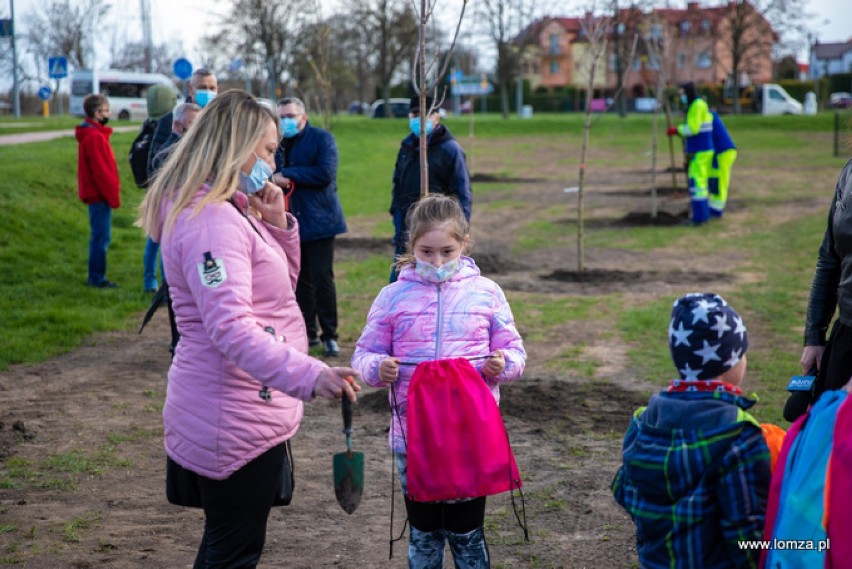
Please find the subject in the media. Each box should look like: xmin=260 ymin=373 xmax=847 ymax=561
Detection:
xmin=352 ymin=195 xmax=526 ymax=569
xmin=138 ymin=90 xmax=360 ymax=569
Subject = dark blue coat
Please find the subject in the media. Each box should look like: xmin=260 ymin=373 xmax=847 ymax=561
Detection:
xmin=274 ymin=122 xmax=347 ymax=243
xmin=391 ymin=124 xmax=471 ymax=222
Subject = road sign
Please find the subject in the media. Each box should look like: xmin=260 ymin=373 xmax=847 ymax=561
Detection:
xmin=37 ymin=86 xmax=52 ymax=101
xmin=173 ymin=58 xmax=193 ymax=80
xmin=48 ymin=56 xmax=68 ymax=79
xmin=0 ymin=19 xmax=13 ymax=38
xmin=453 ymin=81 xmax=494 ymax=96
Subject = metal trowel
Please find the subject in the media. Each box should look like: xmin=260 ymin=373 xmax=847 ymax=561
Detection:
xmin=333 ymin=396 xmax=364 ymax=514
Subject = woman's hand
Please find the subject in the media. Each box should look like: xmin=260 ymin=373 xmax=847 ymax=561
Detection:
xmin=379 ymin=358 xmax=400 ymax=385
xmin=314 ymin=368 xmax=361 ymax=402
xmin=249 ymin=181 xmax=287 ymax=228
xmin=800 ymin=345 xmax=825 ymax=375
xmin=482 ymin=350 xmax=505 ymax=378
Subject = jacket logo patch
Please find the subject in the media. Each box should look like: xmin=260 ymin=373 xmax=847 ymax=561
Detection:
xmin=198 ymin=252 xmax=227 ymax=288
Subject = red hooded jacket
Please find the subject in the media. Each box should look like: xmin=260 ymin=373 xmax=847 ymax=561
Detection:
xmin=75 ymin=119 xmax=120 ymax=208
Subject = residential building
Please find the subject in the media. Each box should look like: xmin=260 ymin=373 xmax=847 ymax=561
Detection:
xmin=809 ymin=40 xmax=852 ymax=79
xmin=521 ymin=0 xmax=776 ymax=97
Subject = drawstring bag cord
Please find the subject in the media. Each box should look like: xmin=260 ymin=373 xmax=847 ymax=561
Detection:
xmin=388 ymin=358 xmax=530 ymax=558
xmin=389 ymin=382 xmax=409 ymax=560
xmin=505 ymin=419 xmax=529 ymax=542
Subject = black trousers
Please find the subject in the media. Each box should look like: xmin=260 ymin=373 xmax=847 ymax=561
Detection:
xmin=404 ymin=496 xmax=487 ymax=533
xmin=296 ymin=237 xmax=338 ymax=342
xmin=193 ymin=444 xmax=284 ymax=569
xmin=817 ymin=320 xmax=852 ymax=395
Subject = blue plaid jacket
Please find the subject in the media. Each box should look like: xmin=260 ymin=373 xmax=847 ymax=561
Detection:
xmin=611 ymin=389 xmax=771 ymax=569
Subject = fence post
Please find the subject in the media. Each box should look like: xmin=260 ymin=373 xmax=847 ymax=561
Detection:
xmin=835 ymin=111 xmax=840 ymax=158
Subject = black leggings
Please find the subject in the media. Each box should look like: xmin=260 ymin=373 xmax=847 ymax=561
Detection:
xmin=193 ymin=443 xmax=284 ymax=569
xmin=817 ymin=320 xmax=852 ymax=395
xmin=404 ymin=496 xmax=487 ymax=533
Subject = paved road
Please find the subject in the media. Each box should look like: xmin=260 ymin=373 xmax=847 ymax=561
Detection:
xmin=0 ymin=125 xmax=138 ymax=146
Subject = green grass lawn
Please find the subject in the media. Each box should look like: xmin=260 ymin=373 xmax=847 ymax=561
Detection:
xmin=0 ymin=110 xmax=848 ymax=426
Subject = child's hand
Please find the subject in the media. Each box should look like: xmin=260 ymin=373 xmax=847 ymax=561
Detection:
xmin=379 ymin=357 xmax=400 ymax=385
xmin=482 ymin=350 xmax=505 ymax=378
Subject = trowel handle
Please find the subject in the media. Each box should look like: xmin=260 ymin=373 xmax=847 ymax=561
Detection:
xmin=342 ymin=395 xmax=353 ymax=436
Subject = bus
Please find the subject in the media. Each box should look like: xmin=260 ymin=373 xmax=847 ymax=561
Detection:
xmin=70 ymin=69 xmax=179 ymax=121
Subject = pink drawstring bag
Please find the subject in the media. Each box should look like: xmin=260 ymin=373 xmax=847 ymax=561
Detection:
xmin=405 ymin=357 xmax=522 ymax=502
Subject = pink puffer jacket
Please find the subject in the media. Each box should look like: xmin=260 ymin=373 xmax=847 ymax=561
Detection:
xmin=352 ymin=257 xmax=526 ymax=451
xmin=161 ymin=188 xmax=327 ymax=480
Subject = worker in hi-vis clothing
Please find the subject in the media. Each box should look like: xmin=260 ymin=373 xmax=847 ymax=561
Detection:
xmin=708 ymin=111 xmax=737 ymax=218
xmin=667 ymin=81 xmax=713 ymax=225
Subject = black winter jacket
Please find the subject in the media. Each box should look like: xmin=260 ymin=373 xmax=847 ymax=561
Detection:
xmin=805 ymin=159 xmax=852 ymax=345
xmin=391 ymin=124 xmax=471 ymax=221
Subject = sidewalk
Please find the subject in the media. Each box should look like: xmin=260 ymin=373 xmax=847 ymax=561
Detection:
xmin=0 ymin=125 xmax=138 ymax=146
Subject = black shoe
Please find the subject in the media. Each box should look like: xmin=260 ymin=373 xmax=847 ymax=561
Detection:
xmin=323 ymin=339 xmax=340 ymax=357
xmin=309 ymin=337 xmax=321 ymax=348
xmin=90 ymin=280 xmax=119 ymax=288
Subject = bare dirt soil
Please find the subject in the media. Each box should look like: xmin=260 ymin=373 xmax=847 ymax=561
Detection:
xmin=0 ymin=136 xmax=792 ymax=568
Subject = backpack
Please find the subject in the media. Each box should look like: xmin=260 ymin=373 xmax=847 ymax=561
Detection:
xmin=761 ymin=390 xmax=850 ymax=568
xmin=129 ymin=118 xmax=158 ymax=188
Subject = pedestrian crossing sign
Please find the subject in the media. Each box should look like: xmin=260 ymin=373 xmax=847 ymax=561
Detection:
xmin=48 ymin=57 xmax=68 ymax=79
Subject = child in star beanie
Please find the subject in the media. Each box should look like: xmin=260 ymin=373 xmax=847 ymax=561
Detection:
xmin=668 ymin=292 xmax=748 ymax=381
xmin=612 ymin=291 xmax=773 ymax=569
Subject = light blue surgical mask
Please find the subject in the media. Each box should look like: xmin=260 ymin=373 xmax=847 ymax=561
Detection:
xmin=280 ymin=117 xmax=301 ymax=138
xmin=409 ymin=117 xmax=434 ymax=138
xmin=238 ymin=154 xmax=273 ymax=195
xmin=680 ymin=94 xmax=688 ymax=105
xmin=415 ymin=258 xmax=460 ymax=283
xmin=195 ymin=89 xmax=216 ymax=108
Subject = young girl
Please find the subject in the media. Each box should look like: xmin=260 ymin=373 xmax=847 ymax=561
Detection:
xmin=352 ymin=195 xmax=526 ymax=568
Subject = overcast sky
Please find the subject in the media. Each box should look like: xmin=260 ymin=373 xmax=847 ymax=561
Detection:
xmin=6 ymin=0 xmax=851 ymax=78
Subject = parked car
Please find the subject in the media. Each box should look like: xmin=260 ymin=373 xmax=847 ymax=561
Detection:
xmin=347 ymin=101 xmax=369 ymax=115
xmin=830 ymin=92 xmax=852 ymax=109
xmin=371 ymin=98 xmax=410 ymax=118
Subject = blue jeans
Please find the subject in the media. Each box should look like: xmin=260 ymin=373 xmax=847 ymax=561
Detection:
xmin=390 ymin=208 xmax=408 ymax=283
xmin=143 ymin=237 xmax=160 ymax=290
xmin=87 ymin=202 xmax=112 ymax=286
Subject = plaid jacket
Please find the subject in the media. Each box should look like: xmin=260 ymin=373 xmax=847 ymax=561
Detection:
xmin=612 ymin=388 xmax=771 ymax=569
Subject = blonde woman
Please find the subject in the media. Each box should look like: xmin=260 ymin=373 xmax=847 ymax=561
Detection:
xmin=139 ymin=89 xmax=360 ymax=568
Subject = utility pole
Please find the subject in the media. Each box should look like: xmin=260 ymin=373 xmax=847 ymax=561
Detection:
xmin=140 ymin=0 xmax=153 ymax=72
xmin=10 ymin=0 xmax=20 ymax=118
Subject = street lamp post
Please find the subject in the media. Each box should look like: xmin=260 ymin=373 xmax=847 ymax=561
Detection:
xmin=11 ymin=0 xmax=20 ymax=118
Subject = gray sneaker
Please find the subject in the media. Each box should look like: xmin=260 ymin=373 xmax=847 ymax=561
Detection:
xmin=323 ymin=339 xmax=340 ymax=357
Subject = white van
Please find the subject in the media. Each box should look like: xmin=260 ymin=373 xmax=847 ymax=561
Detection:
xmin=70 ymin=70 xmax=179 ymax=120
xmin=758 ymin=84 xmax=803 ymax=116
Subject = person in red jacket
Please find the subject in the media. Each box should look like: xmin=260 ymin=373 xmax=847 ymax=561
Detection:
xmin=76 ymin=94 xmax=121 ymax=288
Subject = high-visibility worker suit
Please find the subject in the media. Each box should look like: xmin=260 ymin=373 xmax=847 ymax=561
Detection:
xmin=708 ymin=111 xmax=737 ymax=218
xmin=677 ymin=96 xmax=713 ymax=225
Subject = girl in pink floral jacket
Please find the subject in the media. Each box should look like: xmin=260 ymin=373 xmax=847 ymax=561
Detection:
xmin=352 ymin=195 xmax=525 ymax=568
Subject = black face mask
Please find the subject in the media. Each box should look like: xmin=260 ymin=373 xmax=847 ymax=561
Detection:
xmin=98 ymin=117 xmax=109 ymax=126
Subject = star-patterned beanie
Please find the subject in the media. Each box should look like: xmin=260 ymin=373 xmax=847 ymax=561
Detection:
xmin=668 ymin=292 xmax=748 ymax=381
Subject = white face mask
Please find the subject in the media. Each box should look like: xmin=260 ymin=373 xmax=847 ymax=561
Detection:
xmin=415 ymin=258 xmax=461 ymax=283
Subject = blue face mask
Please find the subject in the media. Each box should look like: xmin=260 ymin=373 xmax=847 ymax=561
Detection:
xmin=680 ymin=94 xmax=688 ymax=105
xmin=409 ymin=117 xmax=434 ymax=138
xmin=195 ymin=90 xmax=216 ymax=108
xmin=415 ymin=258 xmax=460 ymax=283
xmin=238 ymin=154 xmax=273 ymax=195
xmin=280 ymin=117 xmax=301 ymax=138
